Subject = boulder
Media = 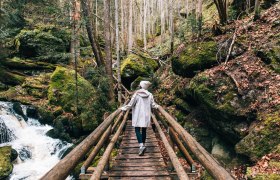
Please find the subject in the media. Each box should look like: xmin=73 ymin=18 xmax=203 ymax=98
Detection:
xmin=235 ymin=112 xmax=280 ymax=161
xmin=172 ymin=41 xmax=218 ymax=78
xmin=121 ymin=54 xmax=158 ymax=88
xmin=14 ymin=25 xmax=70 ymax=63
xmin=0 ymin=146 xmax=13 ymax=179
xmin=0 ymin=66 xmax=25 ymax=86
xmin=48 ymin=66 xmax=103 ymax=133
xmin=184 ymin=53 xmax=280 ymax=161
xmin=12 ymin=102 xmax=28 ymax=121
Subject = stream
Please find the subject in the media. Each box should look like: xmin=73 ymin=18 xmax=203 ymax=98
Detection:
xmin=0 ymin=101 xmax=72 ymax=179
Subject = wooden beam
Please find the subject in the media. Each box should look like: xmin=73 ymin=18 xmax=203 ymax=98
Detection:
xmin=169 ymin=127 xmax=195 ymax=167
xmin=81 ymin=124 xmax=112 ymax=172
xmin=111 ymin=112 xmax=124 ymax=133
xmin=40 ymin=109 xmax=122 ymax=180
xmin=90 ymin=111 xmax=129 ymax=180
xmin=151 ymin=114 xmax=189 ymax=180
xmin=157 ymin=106 xmax=234 ymax=180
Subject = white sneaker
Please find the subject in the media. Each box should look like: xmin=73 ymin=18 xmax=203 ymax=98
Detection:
xmin=139 ymin=146 xmax=146 ymax=156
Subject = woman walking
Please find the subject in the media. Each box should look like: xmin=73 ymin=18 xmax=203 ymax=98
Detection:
xmin=120 ymin=81 xmax=158 ymax=156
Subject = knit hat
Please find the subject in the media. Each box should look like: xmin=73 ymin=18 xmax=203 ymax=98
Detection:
xmin=139 ymin=81 xmax=151 ymax=90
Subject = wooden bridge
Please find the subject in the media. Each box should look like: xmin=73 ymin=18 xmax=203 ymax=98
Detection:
xmin=40 ymin=85 xmax=235 ymax=180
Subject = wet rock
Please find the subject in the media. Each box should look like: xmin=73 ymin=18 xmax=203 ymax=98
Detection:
xmin=10 ymin=148 xmax=18 ymax=162
xmin=18 ymin=147 xmax=32 ymax=161
xmin=26 ymin=106 xmax=39 ymax=119
xmin=0 ymin=146 xmax=13 ymax=179
xmin=12 ymin=102 xmax=28 ymax=121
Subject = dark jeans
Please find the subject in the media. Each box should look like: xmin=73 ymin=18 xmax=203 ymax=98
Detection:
xmin=135 ymin=127 xmax=147 ymax=144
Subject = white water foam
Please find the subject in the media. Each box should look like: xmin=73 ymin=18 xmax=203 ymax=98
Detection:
xmin=0 ymin=101 xmax=72 ymax=180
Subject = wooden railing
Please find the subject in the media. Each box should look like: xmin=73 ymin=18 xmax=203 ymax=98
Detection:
xmin=155 ymin=106 xmax=234 ymax=180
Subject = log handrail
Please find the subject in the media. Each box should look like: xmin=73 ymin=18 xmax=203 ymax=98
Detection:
xmin=152 ymin=114 xmax=189 ymax=180
xmin=81 ymin=124 xmax=112 ymax=172
xmin=169 ymin=127 xmax=195 ymax=168
xmin=90 ymin=111 xmax=129 ymax=180
xmin=157 ymin=106 xmax=235 ymax=180
xmin=40 ymin=105 xmax=128 ymax=180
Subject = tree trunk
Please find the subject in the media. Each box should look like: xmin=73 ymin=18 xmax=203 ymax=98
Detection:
xmin=120 ymin=0 xmax=125 ymax=52
xmin=95 ymin=0 xmax=98 ymax=33
xmin=81 ymin=0 xmax=104 ymax=66
xmin=254 ymin=0 xmax=261 ymax=20
xmin=197 ymin=0 xmax=203 ymax=37
xmin=143 ymin=0 xmax=147 ymax=50
xmin=213 ymin=0 xmax=227 ymax=25
xmin=128 ymin=0 xmax=133 ymax=53
xmin=170 ymin=0 xmax=174 ymax=54
xmin=103 ymin=0 xmax=115 ymax=102
xmin=115 ymin=0 xmax=122 ymax=103
xmin=71 ymin=0 xmax=81 ymax=64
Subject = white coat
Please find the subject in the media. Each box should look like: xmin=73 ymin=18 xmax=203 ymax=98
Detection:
xmin=121 ymin=89 xmax=158 ymax=127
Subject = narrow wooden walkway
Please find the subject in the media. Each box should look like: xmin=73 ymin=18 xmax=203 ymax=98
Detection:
xmin=109 ymin=120 xmax=170 ymax=180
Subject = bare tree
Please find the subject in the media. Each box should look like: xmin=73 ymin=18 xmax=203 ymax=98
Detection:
xmin=213 ymin=0 xmax=227 ymax=25
xmin=70 ymin=0 xmax=81 ymax=64
xmin=170 ymin=0 xmax=174 ymax=53
xmin=197 ymin=0 xmax=203 ymax=37
xmin=115 ymin=0 xmax=122 ymax=103
xmin=103 ymin=0 xmax=114 ymax=101
xmin=81 ymin=0 xmax=104 ymax=66
xmin=128 ymin=0 xmax=133 ymax=53
xmin=254 ymin=0 xmax=261 ymax=20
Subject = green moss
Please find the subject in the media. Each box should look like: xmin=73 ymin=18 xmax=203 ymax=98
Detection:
xmin=1 ymin=57 xmax=55 ymax=70
xmin=14 ymin=26 xmax=70 ymax=63
xmin=186 ymin=72 xmax=250 ymax=144
xmin=172 ymin=41 xmax=218 ymax=77
xmin=121 ymin=54 xmax=158 ymax=87
xmin=48 ymin=66 xmax=95 ymax=112
xmin=174 ymin=98 xmax=191 ymax=113
xmin=236 ymin=112 xmax=280 ymax=161
xmin=0 ymin=146 xmax=13 ymax=179
xmin=0 ymin=66 xmax=25 ymax=85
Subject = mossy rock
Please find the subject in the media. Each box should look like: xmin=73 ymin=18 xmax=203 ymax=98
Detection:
xmin=121 ymin=54 xmax=158 ymax=88
xmin=172 ymin=41 xmax=218 ymax=78
xmin=256 ymin=49 xmax=280 ymax=73
xmin=14 ymin=25 xmax=70 ymax=63
xmin=0 ymin=66 xmax=25 ymax=86
xmin=0 ymin=146 xmax=13 ymax=179
xmin=1 ymin=57 xmax=55 ymax=71
xmin=186 ymin=72 xmax=250 ymax=144
xmin=235 ymin=112 xmax=280 ymax=161
xmin=48 ymin=66 xmax=95 ymax=112
xmin=48 ymin=66 xmax=103 ymax=133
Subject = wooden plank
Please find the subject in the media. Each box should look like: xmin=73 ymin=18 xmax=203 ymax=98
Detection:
xmin=121 ymin=142 xmax=157 ymax=146
xmin=112 ymin=158 xmax=165 ymax=163
xmin=122 ymin=139 xmax=158 ymax=143
xmin=119 ymin=144 xmax=158 ymax=148
xmin=109 ymin=176 xmax=171 ymax=180
xmin=122 ymin=137 xmax=157 ymax=140
xmin=111 ymin=166 xmax=167 ymax=171
xmin=116 ymin=153 xmax=163 ymax=160
xmin=113 ymin=161 xmax=166 ymax=167
xmin=119 ymin=148 xmax=160 ymax=154
xmin=109 ymin=170 xmax=169 ymax=177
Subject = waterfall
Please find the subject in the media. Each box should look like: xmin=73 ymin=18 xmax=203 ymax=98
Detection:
xmin=0 ymin=101 xmax=72 ymax=179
